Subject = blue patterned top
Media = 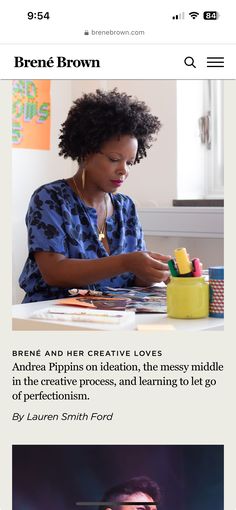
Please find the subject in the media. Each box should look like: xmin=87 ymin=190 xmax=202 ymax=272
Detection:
xmin=19 ymin=179 xmax=146 ymax=302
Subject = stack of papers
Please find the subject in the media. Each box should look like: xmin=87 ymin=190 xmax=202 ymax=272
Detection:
xmin=30 ymin=306 xmax=136 ymax=331
xmin=60 ymin=285 xmax=167 ymax=314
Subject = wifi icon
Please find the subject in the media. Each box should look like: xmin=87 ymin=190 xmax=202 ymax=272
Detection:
xmin=189 ymin=11 xmax=199 ymax=19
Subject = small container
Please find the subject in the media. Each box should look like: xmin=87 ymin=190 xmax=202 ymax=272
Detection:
xmin=209 ymin=266 xmax=224 ymax=318
xmin=167 ymin=277 xmax=209 ymax=319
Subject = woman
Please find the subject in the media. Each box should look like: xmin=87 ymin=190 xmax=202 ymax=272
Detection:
xmin=19 ymin=89 xmax=170 ymax=303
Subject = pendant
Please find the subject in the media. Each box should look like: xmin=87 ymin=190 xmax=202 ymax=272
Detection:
xmin=98 ymin=232 xmax=105 ymax=241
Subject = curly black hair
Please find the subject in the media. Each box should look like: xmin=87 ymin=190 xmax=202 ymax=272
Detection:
xmin=59 ymin=89 xmax=161 ymax=164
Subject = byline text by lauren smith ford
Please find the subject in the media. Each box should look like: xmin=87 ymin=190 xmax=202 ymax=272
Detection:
xmin=12 ymin=412 xmax=114 ymax=422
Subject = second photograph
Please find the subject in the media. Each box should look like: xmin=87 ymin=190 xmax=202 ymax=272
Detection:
xmin=12 ymin=444 xmax=224 ymax=510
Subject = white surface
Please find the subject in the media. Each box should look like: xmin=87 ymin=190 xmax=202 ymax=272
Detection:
xmin=29 ymin=306 xmax=136 ymax=331
xmin=138 ymin=207 xmax=223 ymax=238
xmin=12 ymin=299 xmax=224 ymax=331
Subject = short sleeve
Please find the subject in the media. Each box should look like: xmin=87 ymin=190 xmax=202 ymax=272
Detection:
xmin=128 ymin=198 xmax=146 ymax=252
xmin=136 ymin=214 xmax=146 ymax=251
xmin=26 ymin=186 xmax=68 ymax=258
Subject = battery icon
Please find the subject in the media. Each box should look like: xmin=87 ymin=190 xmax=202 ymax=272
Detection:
xmin=203 ymin=11 xmax=219 ymax=20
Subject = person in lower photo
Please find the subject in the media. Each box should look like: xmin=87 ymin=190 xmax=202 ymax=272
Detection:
xmin=99 ymin=476 xmax=161 ymax=510
xmin=19 ymin=88 xmax=170 ymax=303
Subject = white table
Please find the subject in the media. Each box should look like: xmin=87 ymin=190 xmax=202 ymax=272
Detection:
xmin=12 ymin=299 xmax=224 ymax=331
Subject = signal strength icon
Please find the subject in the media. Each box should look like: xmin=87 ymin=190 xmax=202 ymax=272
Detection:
xmin=172 ymin=12 xmax=185 ymax=20
xmin=189 ymin=11 xmax=199 ymax=19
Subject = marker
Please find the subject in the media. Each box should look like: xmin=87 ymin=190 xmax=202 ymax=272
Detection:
xmin=168 ymin=259 xmax=179 ymax=277
xmin=174 ymin=247 xmax=193 ymax=276
xmin=192 ymin=258 xmax=202 ymax=277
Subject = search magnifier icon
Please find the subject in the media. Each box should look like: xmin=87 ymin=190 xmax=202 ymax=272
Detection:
xmin=184 ymin=56 xmax=196 ymax=68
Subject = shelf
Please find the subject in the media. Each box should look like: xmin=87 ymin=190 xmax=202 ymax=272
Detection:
xmin=137 ymin=207 xmax=224 ymax=238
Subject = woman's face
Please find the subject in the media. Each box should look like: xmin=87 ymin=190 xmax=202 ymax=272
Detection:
xmin=83 ymin=135 xmax=138 ymax=193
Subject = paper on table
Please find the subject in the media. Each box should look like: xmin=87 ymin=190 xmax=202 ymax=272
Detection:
xmin=30 ymin=306 xmax=136 ymax=330
xmin=57 ymin=297 xmax=130 ymax=311
xmin=58 ymin=286 xmax=167 ymax=314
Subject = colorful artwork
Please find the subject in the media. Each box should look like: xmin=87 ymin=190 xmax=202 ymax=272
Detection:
xmin=12 ymin=80 xmax=50 ymax=150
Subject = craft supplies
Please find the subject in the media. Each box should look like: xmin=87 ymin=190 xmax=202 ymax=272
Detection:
xmin=168 ymin=259 xmax=179 ymax=277
xmin=192 ymin=258 xmax=202 ymax=277
xmin=167 ymin=276 xmax=209 ymax=319
xmin=168 ymin=248 xmax=203 ymax=278
xmin=209 ymin=266 xmax=224 ymax=318
xmin=174 ymin=247 xmax=193 ymax=276
xmin=167 ymin=247 xmax=208 ymax=319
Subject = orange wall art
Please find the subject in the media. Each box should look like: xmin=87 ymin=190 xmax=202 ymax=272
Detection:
xmin=12 ymin=80 xmax=50 ymax=150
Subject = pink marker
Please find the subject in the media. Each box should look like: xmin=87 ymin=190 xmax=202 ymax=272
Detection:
xmin=192 ymin=258 xmax=202 ymax=277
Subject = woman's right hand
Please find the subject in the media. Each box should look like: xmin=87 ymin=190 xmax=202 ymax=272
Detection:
xmin=34 ymin=250 xmax=170 ymax=289
xmin=125 ymin=251 xmax=171 ymax=285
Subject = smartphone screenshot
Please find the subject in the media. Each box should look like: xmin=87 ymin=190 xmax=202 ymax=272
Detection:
xmin=0 ymin=1 xmax=234 ymax=509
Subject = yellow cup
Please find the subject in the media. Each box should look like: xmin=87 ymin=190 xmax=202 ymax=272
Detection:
xmin=167 ymin=277 xmax=209 ymax=319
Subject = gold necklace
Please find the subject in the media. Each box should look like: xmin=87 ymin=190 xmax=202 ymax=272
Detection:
xmin=72 ymin=176 xmax=108 ymax=241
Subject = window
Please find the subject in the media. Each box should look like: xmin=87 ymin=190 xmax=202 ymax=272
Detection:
xmin=177 ymin=80 xmax=224 ymax=200
xmin=203 ymin=80 xmax=224 ymax=197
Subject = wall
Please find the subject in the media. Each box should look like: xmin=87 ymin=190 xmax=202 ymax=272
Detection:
xmin=147 ymin=236 xmax=223 ymax=268
xmin=12 ymin=81 xmax=74 ymax=304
